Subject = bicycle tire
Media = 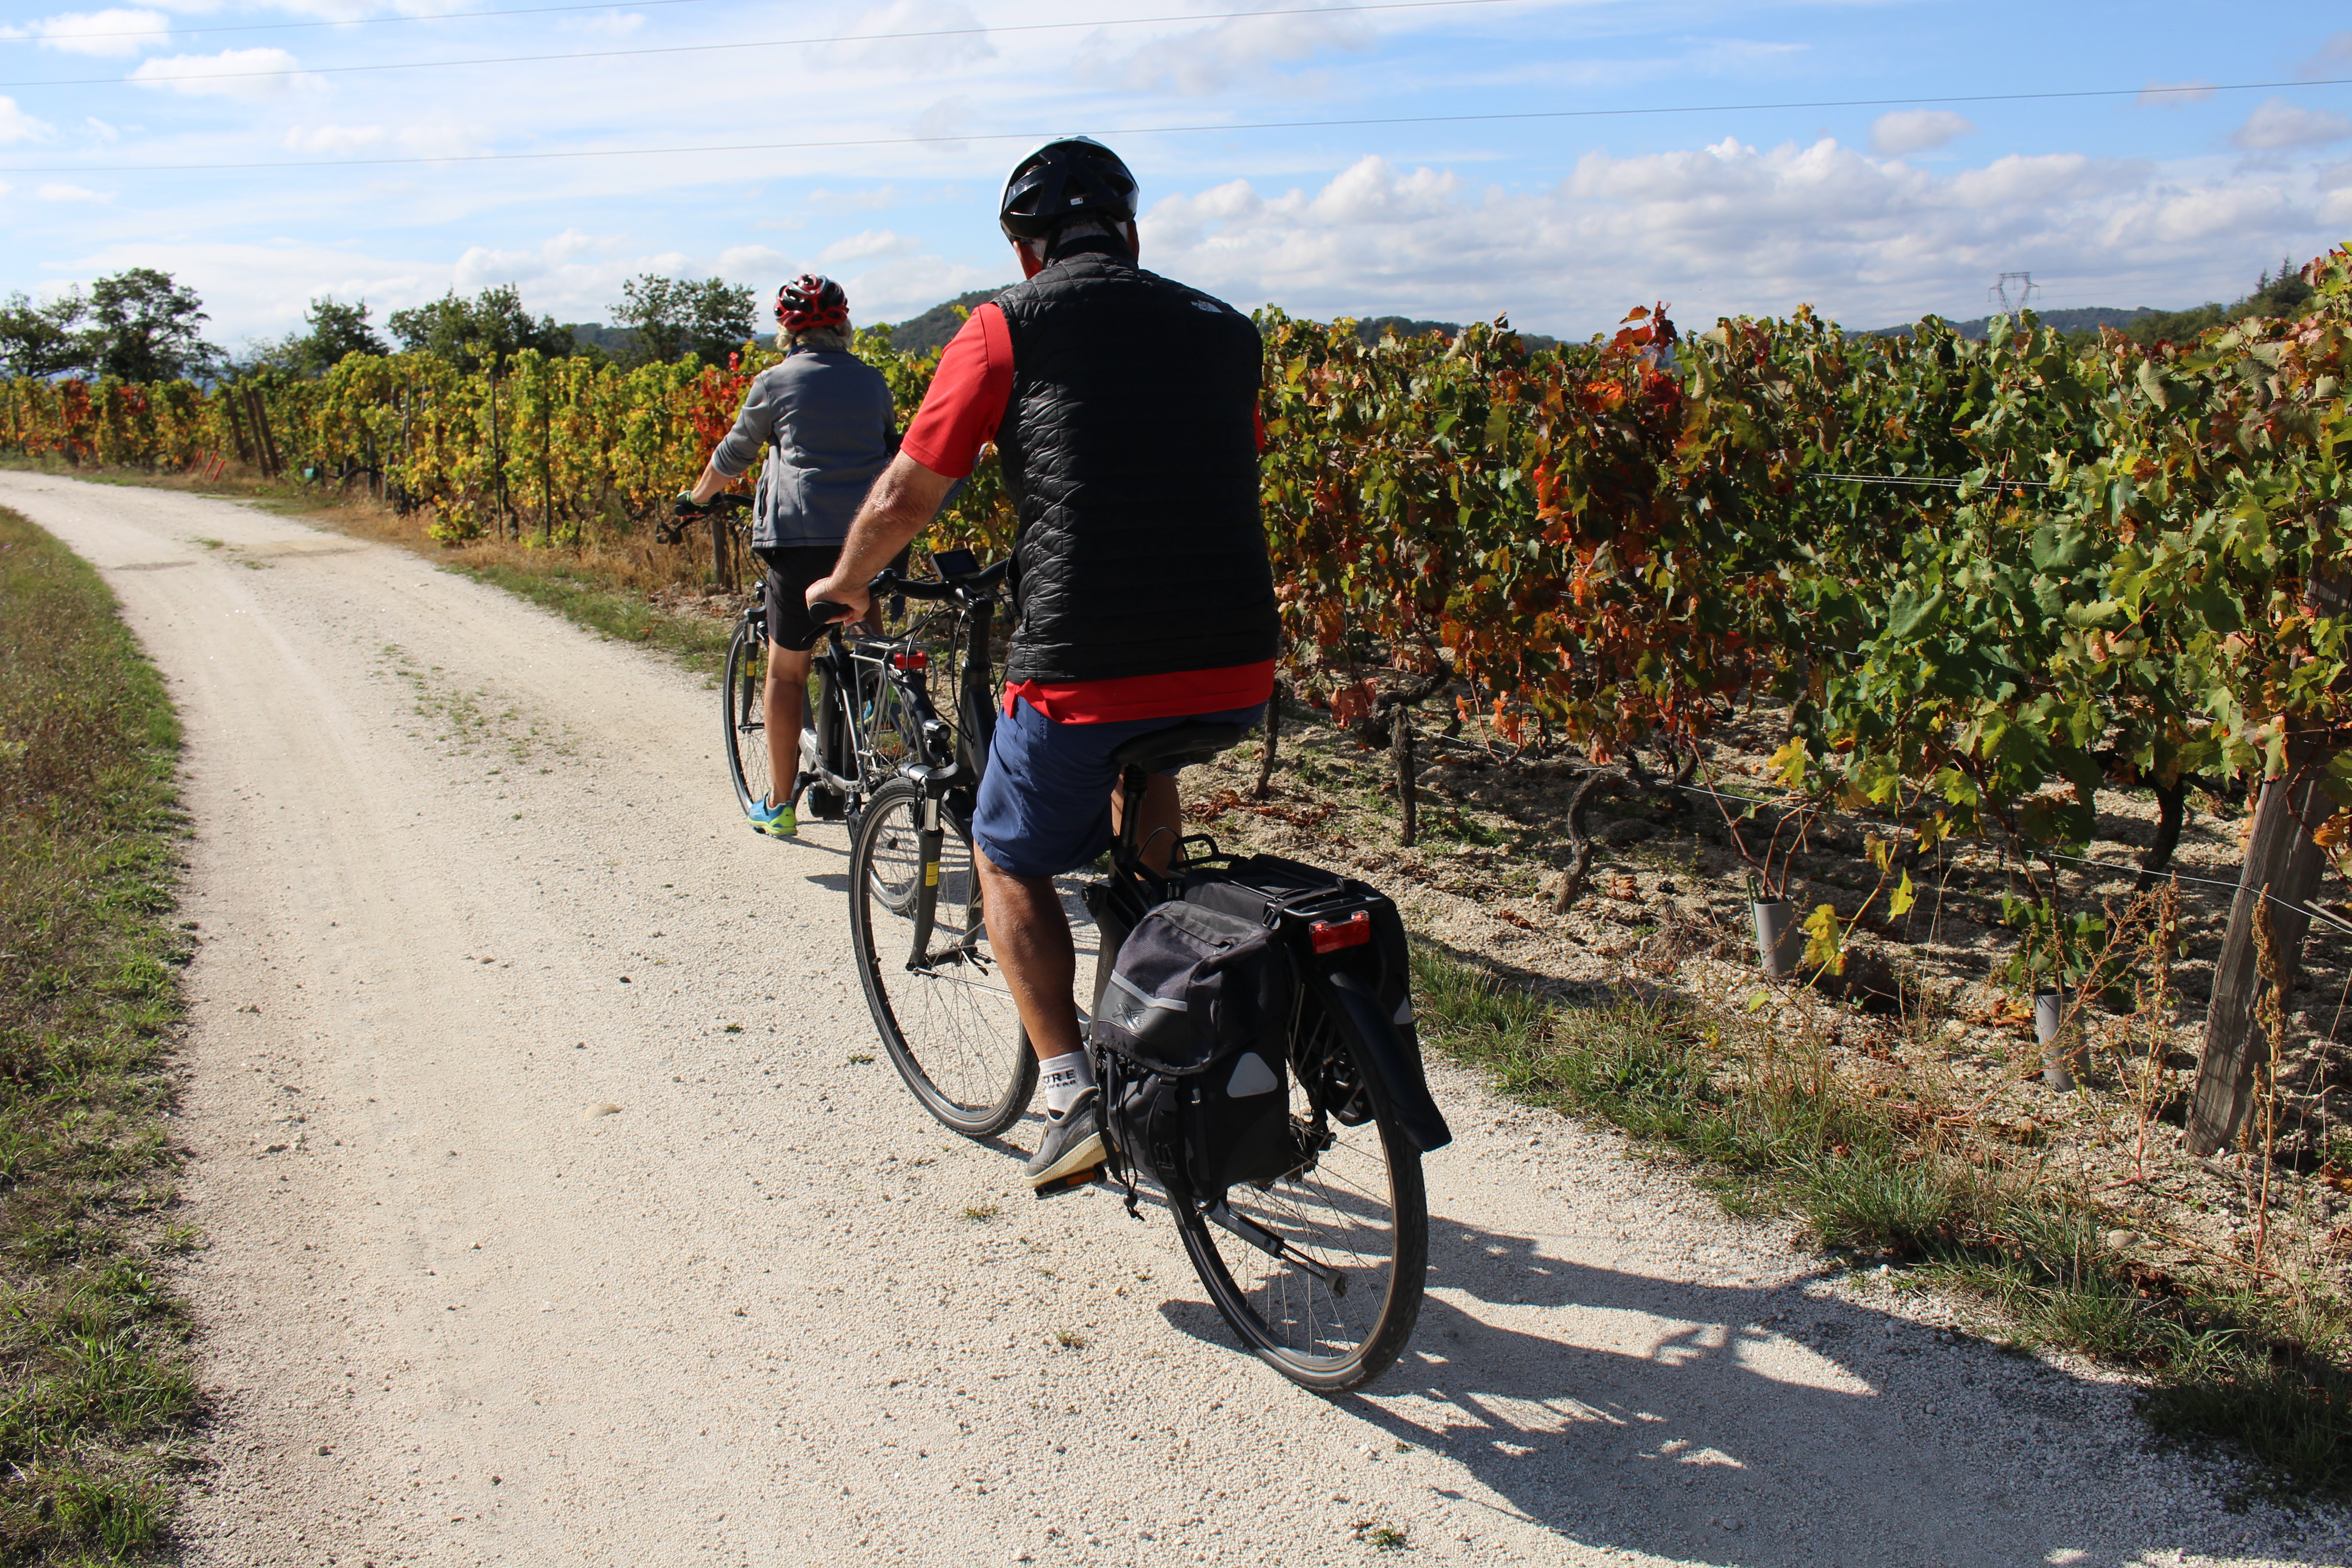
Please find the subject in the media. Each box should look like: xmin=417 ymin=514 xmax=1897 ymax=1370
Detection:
xmin=722 ymin=612 xmax=771 ymax=816
xmin=1172 ymin=993 xmax=1429 ymax=1392
xmin=848 ymin=777 xmax=1037 ymax=1137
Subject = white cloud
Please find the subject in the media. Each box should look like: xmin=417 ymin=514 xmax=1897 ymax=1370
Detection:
xmin=808 ymin=185 xmax=901 ymax=212
xmin=827 ymin=0 xmax=993 ymax=73
xmin=1137 ymin=142 xmax=2343 ymax=335
xmin=911 ymin=96 xmax=975 ymax=148
xmin=284 ymin=124 xmax=387 ymax=154
xmin=0 ymin=96 xmax=54 ymax=143
xmin=39 ymin=182 xmax=104 ymax=201
xmin=129 ymin=48 xmax=318 ymax=102
xmin=6 ymin=9 xmax=169 ymax=58
xmin=2137 ymin=80 xmax=2214 ymax=107
xmin=2231 ymin=98 xmax=2352 ymax=151
xmin=2299 ymin=30 xmax=2352 ymax=75
xmin=819 ymin=229 xmax=921 ymax=264
xmin=1869 ymin=110 xmax=1974 ymax=157
xmin=717 ymin=244 xmax=792 ymax=280
xmin=1087 ymin=10 xmax=1372 ymax=97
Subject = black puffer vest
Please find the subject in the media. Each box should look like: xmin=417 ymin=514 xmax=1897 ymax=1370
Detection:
xmin=993 ymin=241 xmax=1279 ymax=685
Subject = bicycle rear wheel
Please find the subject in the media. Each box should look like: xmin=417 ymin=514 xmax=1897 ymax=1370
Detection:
xmin=1173 ymin=993 xmax=1428 ymax=1392
xmin=848 ymin=777 xmax=1036 ymax=1137
xmin=722 ymin=613 xmax=770 ymax=815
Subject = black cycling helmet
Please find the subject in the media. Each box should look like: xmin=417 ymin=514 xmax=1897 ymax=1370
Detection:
xmin=998 ymin=136 xmax=1138 ymax=243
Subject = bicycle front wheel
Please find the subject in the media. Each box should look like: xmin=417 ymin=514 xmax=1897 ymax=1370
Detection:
xmin=1174 ymin=993 xmax=1428 ymax=1392
xmin=722 ymin=614 xmax=770 ymax=815
xmin=848 ymin=778 xmax=1036 ymax=1137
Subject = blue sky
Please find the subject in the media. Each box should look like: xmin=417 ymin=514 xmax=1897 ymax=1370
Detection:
xmin=1 ymin=1 xmax=2349 ymax=350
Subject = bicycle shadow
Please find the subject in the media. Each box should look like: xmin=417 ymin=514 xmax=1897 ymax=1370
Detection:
xmin=1156 ymin=1217 xmax=2338 ymax=1566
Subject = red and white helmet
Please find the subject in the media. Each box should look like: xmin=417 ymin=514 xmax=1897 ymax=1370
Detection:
xmin=776 ymin=274 xmax=849 ymax=334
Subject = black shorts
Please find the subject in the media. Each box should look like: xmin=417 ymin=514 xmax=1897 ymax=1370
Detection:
xmin=761 ymin=546 xmax=843 ymax=653
xmin=762 ymin=544 xmax=914 ymax=651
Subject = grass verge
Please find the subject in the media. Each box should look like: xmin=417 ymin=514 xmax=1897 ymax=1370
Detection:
xmin=0 ymin=505 xmax=199 ymax=1562
xmin=1409 ymin=939 xmax=2352 ymax=1500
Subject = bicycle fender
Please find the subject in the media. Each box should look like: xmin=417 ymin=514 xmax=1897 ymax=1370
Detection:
xmin=1325 ymin=972 xmax=1452 ymax=1154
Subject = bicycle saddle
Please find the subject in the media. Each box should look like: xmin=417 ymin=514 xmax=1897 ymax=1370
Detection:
xmin=1109 ymin=721 xmax=1247 ymax=772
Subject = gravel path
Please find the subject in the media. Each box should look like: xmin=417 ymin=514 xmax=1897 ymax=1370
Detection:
xmin=8 ymin=470 xmax=2344 ymax=1568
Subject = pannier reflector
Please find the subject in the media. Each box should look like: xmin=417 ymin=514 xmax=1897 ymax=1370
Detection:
xmin=890 ymin=650 xmax=929 ymax=671
xmin=1309 ymin=911 xmax=1372 ymax=953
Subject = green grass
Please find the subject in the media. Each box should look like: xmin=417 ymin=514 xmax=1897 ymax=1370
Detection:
xmin=0 ymin=505 xmax=200 ymax=1561
xmin=1408 ymin=938 xmax=2352 ymax=1499
xmin=459 ymin=562 xmax=736 ymax=678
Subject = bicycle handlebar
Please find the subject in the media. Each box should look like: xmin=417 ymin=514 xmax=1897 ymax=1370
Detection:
xmin=872 ymin=556 xmax=1012 ymax=602
xmin=791 ymin=556 xmax=1008 ymax=650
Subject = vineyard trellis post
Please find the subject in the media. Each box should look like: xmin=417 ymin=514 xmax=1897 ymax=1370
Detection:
xmin=2185 ymin=757 xmax=2338 ymax=1155
xmin=223 ymin=388 xmax=252 ymax=467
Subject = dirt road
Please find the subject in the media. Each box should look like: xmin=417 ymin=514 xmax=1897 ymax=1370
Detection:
xmin=7 ymin=470 xmax=2340 ymax=1568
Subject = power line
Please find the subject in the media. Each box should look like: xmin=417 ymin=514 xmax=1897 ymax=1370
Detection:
xmin=4 ymin=75 xmax=2347 ymax=174
xmin=6 ymin=0 xmax=1529 ymax=88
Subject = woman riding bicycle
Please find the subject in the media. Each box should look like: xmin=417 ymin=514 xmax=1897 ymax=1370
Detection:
xmin=677 ymin=274 xmax=898 ymax=839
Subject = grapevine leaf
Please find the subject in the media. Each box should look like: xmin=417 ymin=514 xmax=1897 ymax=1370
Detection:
xmin=1887 ymin=870 xmax=1916 ymax=917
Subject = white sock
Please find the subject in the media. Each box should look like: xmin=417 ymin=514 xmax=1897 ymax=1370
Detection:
xmin=1040 ymin=1050 xmax=1096 ymax=1114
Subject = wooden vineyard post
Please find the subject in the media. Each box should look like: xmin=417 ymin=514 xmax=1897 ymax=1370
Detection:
xmin=1254 ymin=681 xmax=1284 ymax=800
xmin=2185 ymin=759 xmax=2338 ymax=1154
xmin=223 ymin=388 xmax=252 ymax=467
xmin=710 ymin=506 xmax=730 ymax=589
xmin=1393 ymin=702 xmax=1418 ymax=849
xmin=242 ymin=386 xmax=282 ymax=477
xmin=487 ymin=372 xmax=508 ymax=539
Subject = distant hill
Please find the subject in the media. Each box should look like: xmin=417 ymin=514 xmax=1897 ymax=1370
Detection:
xmin=1865 ymin=307 xmax=2156 ymax=341
xmin=880 ymin=297 xmax=1560 ymax=354
xmin=565 ymin=321 xmax=633 ymax=356
xmin=882 ymin=290 xmax=1005 ymax=356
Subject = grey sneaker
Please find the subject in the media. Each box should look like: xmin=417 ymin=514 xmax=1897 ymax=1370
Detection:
xmin=1024 ymin=1087 xmax=1105 ymax=1189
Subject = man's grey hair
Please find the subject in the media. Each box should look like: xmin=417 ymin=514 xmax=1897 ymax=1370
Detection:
xmin=784 ymin=323 xmax=853 ymax=353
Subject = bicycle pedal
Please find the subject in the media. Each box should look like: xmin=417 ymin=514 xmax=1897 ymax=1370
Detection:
xmin=1031 ymin=1165 xmax=1105 ymax=1200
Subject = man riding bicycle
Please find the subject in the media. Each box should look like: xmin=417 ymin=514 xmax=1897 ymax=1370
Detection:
xmin=807 ymin=136 xmax=1279 ymax=1189
xmin=679 ymin=274 xmax=898 ymax=839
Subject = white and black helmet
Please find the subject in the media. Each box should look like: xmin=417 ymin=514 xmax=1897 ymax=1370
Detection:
xmin=998 ymin=136 xmax=1138 ymax=242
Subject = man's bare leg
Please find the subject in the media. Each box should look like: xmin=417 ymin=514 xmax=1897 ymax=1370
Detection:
xmin=762 ymin=641 xmax=812 ymax=806
xmin=975 ymin=846 xmax=1082 ymax=1061
xmin=980 ymin=772 xmax=1186 ymax=1064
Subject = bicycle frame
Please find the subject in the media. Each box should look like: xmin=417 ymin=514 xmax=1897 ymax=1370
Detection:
xmin=800 ymin=554 xmax=1008 ymax=830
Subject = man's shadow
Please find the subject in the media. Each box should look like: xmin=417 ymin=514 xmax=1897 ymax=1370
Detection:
xmin=1158 ymin=1216 xmax=2339 ymax=1566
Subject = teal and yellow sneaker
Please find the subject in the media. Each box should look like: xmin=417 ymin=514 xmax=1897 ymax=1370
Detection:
xmin=747 ymin=795 xmax=798 ymax=839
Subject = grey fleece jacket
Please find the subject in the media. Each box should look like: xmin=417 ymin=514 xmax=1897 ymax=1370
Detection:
xmin=711 ymin=347 xmax=897 ymax=553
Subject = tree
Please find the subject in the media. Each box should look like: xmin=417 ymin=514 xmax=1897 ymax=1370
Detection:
xmin=387 ymin=284 xmax=573 ymax=375
xmin=609 ymin=274 xmax=757 ymax=366
xmin=296 ymin=296 xmax=389 ymax=372
xmin=0 ymin=289 xmax=86 ymax=378
xmin=81 ymin=268 xmax=220 ymax=382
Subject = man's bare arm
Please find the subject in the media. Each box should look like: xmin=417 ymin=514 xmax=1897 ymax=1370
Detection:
xmin=806 ymin=452 xmax=960 ymax=621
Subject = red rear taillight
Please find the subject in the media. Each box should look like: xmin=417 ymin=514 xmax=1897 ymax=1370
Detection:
xmin=890 ymin=650 xmax=929 ymax=671
xmin=1309 ymin=911 xmax=1372 ymax=953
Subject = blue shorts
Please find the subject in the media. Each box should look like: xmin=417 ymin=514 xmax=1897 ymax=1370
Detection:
xmin=970 ymin=697 xmax=1268 ymax=879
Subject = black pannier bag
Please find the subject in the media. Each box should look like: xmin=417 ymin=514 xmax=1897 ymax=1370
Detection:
xmin=1185 ymin=854 xmax=1450 ymax=1155
xmin=1087 ymin=899 xmax=1300 ymax=1209
xmin=1085 ymin=852 xmax=1452 ymax=1213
